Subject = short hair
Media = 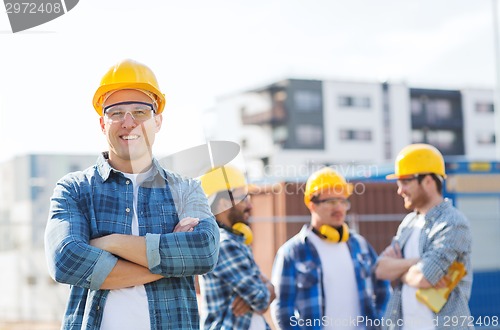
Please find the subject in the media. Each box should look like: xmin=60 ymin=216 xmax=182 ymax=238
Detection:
xmin=417 ymin=173 xmax=443 ymax=194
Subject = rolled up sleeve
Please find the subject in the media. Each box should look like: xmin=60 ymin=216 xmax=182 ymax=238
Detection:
xmin=217 ymin=240 xmax=270 ymax=312
xmin=44 ymin=179 xmax=118 ymax=290
xmin=420 ymin=219 xmax=472 ymax=286
xmin=147 ymin=178 xmax=220 ymax=276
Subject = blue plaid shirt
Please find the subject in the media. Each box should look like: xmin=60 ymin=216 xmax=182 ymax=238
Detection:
xmin=382 ymin=200 xmax=473 ymax=330
xmin=271 ymin=225 xmax=390 ymax=330
xmin=199 ymin=228 xmax=271 ymax=330
xmin=44 ymin=153 xmax=220 ymax=330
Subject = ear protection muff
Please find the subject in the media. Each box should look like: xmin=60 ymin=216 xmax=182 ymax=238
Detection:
xmin=314 ymin=223 xmax=349 ymax=243
xmin=217 ymin=221 xmax=253 ymax=245
xmin=232 ymin=222 xmax=253 ymax=245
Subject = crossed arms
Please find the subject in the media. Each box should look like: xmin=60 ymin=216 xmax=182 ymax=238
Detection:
xmin=45 ymin=178 xmax=220 ymax=291
xmin=375 ymin=230 xmax=467 ymax=290
xmin=89 ymin=217 xmax=200 ymax=289
xmin=375 ymin=241 xmax=437 ymax=288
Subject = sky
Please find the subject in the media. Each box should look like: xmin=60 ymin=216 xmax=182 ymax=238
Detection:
xmin=0 ymin=0 xmax=497 ymax=163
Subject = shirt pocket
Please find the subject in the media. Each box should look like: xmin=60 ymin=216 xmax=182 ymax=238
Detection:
xmin=143 ymin=203 xmax=179 ymax=234
xmin=295 ymin=260 xmax=319 ymax=289
xmin=295 ymin=261 xmax=320 ymax=315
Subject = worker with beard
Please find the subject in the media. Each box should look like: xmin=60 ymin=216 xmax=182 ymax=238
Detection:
xmin=375 ymin=144 xmax=473 ymax=330
xmin=199 ymin=166 xmax=275 ymax=330
xmin=271 ymin=168 xmax=390 ymax=330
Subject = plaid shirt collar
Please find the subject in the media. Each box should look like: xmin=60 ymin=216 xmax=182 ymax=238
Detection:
xmin=96 ymin=151 xmax=167 ymax=182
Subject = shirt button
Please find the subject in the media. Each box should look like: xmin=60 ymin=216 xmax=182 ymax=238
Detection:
xmin=126 ymin=180 xmax=130 ymax=184
xmin=125 ymin=207 xmax=131 ymax=213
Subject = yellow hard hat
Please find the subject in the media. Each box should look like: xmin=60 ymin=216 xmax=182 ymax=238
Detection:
xmin=386 ymin=143 xmax=446 ymax=180
xmin=304 ymin=168 xmax=353 ymax=206
xmin=92 ymin=59 xmax=166 ymax=116
xmin=200 ymin=166 xmax=247 ymax=198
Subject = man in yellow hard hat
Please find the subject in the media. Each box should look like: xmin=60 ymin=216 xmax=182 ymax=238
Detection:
xmin=271 ymin=167 xmax=390 ymax=330
xmin=44 ymin=59 xmax=220 ymax=329
xmin=198 ymin=165 xmax=276 ymax=329
xmin=375 ymin=143 xmax=473 ymax=330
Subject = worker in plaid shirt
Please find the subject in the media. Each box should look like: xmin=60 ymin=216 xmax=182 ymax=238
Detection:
xmin=44 ymin=59 xmax=220 ymax=329
xmin=198 ymin=166 xmax=275 ymax=330
xmin=271 ymin=168 xmax=390 ymax=330
xmin=376 ymin=144 xmax=473 ymax=330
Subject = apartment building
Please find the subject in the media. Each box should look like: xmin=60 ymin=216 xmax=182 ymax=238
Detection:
xmin=0 ymin=154 xmax=96 ymax=322
xmin=205 ymin=78 xmax=496 ymax=180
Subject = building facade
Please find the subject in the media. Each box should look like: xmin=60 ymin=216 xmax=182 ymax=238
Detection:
xmin=0 ymin=154 xmax=96 ymax=322
xmin=206 ymin=78 xmax=496 ymax=180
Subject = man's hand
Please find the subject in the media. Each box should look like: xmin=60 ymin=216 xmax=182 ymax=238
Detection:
xmin=380 ymin=240 xmax=402 ymax=259
xmin=376 ymin=241 xmax=419 ymax=281
xmin=434 ymin=274 xmax=451 ymax=289
xmin=173 ymin=217 xmax=199 ymax=232
xmin=231 ymin=274 xmax=276 ymax=317
xmin=232 ymin=296 xmax=252 ymax=316
xmin=89 ymin=217 xmax=200 ymax=290
xmin=260 ymin=274 xmax=276 ymax=312
xmin=90 ymin=217 xmax=199 ymax=267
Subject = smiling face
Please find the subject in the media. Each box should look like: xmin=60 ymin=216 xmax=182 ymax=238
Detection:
xmin=308 ymin=189 xmax=349 ymax=229
xmin=397 ymin=176 xmax=430 ymax=211
xmin=99 ymin=89 xmax=162 ymax=173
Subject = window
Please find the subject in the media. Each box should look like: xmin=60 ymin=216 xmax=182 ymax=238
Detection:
xmin=296 ymin=124 xmax=323 ymax=146
xmin=411 ymin=99 xmax=424 ymax=116
xmin=411 ymin=129 xmax=463 ymax=155
xmin=294 ymin=90 xmax=321 ymax=112
xmin=273 ymin=125 xmax=288 ymax=144
xmin=339 ymin=129 xmax=372 ymax=141
xmin=477 ymin=132 xmax=496 ymax=145
xmin=338 ymin=95 xmax=371 ymax=108
xmin=412 ymin=129 xmax=424 ymax=143
xmin=427 ymin=99 xmax=452 ymax=120
xmin=475 ymin=102 xmax=494 ymax=114
xmin=427 ymin=130 xmax=456 ymax=150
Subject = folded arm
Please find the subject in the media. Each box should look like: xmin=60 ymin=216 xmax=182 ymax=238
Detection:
xmin=401 ymin=264 xmax=434 ymax=288
xmin=99 ymin=259 xmax=162 ymax=289
xmin=45 ymin=180 xmax=118 ymax=290
xmin=417 ymin=221 xmax=471 ymax=287
xmin=90 ymin=217 xmax=201 ymax=268
xmin=216 ymin=240 xmax=271 ymax=314
xmin=144 ymin=179 xmax=220 ymax=277
xmin=232 ymin=274 xmax=275 ymax=316
xmin=375 ymin=242 xmax=419 ymax=282
xmin=377 ymin=218 xmax=471 ymax=289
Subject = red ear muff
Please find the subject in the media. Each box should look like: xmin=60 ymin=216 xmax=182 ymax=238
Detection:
xmin=318 ymin=223 xmax=349 ymax=243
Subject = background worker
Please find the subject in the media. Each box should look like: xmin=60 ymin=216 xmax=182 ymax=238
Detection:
xmin=375 ymin=143 xmax=473 ymax=330
xmin=199 ymin=165 xmax=275 ymax=329
xmin=271 ymin=167 xmax=390 ymax=330
xmin=44 ymin=59 xmax=220 ymax=329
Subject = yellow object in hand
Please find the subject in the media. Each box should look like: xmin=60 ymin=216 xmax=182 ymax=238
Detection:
xmin=416 ymin=261 xmax=467 ymax=313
